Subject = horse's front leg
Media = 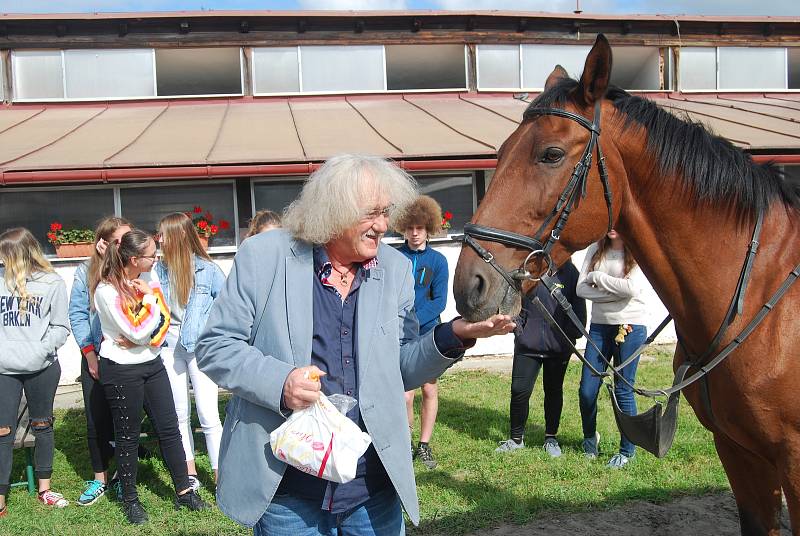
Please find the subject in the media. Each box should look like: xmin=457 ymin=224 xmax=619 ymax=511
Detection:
xmin=778 ymin=435 xmax=800 ymax=535
xmin=714 ymin=432 xmax=783 ymax=535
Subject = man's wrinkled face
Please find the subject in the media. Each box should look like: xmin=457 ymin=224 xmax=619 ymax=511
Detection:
xmin=333 ymin=199 xmax=392 ymax=263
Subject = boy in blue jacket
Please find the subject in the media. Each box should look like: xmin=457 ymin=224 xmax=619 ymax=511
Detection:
xmin=396 ymin=195 xmax=449 ymax=469
xmin=495 ymin=259 xmax=586 ymax=457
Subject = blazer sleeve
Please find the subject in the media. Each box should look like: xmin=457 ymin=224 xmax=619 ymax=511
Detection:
xmin=195 ymin=240 xmax=294 ymax=413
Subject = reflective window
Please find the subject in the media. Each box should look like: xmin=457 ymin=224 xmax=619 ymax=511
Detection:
xmin=609 ymin=46 xmax=662 ymax=90
xmin=253 ymin=179 xmax=304 ymax=214
xmin=476 ymin=45 xmax=520 ymax=90
xmin=120 ymin=182 xmax=237 ymax=247
xmin=790 ymin=48 xmax=800 ymax=89
xmin=155 ymin=48 xmax=242 ymax=96
xmin=678 ymin=47 xmax=717 ymax=90
xmin=252 ymin=47 xmax=300 ymax=94
xmin=415 ymin=174 xmax=474 ymax=234
xmin=0 ymin=188 xmax=114 ymax=254
xmin=385 ymin=45 xmax=466 ymax=90
xmin=65 ymin=49 xmax=155 ymax=99
xmin=718 ymin=47 xmax=786 ymax=90
xmin=299 ymin=46 xmax=384 ymax=92
xmin=521 ymin=44 xmax=591 ymax=89
xmin=12 ymin=50 xmax=64 ymax=100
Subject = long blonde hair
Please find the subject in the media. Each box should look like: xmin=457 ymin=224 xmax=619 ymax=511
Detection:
xmin=88 ymin=216 xmax=132 ymax=306
xmin=158 ymin=212 xmax=211 ymax=307
xmin=0 ymin=227 xmax=54 ymax=317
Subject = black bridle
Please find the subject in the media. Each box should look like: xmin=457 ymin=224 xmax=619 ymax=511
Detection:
xmin=462 ymin=100 xmax=614 ymax=289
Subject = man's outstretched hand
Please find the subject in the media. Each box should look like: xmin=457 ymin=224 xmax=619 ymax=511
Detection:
xmin=452 ymin=314 xmax=516 ymax=340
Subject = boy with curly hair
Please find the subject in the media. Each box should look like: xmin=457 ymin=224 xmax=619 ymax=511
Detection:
xmin=395 ymin=195 xmax=449 ymax=469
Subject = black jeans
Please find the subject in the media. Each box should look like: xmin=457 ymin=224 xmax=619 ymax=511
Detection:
xmin=99 ymin=357 xmax=189 ymax=502
xmin=509 ymin=352 xmax=570 ymax=440
xmin=0 ymin=361 xmax=61 ymax=496
xmin=80 ymin=358 xmax=115 ymax=475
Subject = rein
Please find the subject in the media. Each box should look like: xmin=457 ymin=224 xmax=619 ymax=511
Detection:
xmin=460 ymin=99 xmax=800 ymax=455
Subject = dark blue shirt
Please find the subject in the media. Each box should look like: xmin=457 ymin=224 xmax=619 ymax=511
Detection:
xmin=277 ymin=246 xmax=471 ymax=513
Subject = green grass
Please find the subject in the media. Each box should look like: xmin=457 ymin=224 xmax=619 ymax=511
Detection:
xmin=4 ymin=347 xmax=728 ymax=535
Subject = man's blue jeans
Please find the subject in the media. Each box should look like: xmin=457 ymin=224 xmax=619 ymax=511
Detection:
xmin=253 ymin=487 xmax=405 ymax=536
xmin=578 ymin=323 xmax=647 ymax=458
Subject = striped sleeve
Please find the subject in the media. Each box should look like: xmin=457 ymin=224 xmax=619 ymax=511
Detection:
xmin=105 ymin=283 xmax=171 ymax=347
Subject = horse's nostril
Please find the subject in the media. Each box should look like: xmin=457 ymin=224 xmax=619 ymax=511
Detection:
xmin=472 ymin=272 xmax=487 ymax=306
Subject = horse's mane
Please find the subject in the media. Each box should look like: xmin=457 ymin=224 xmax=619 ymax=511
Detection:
xmin=525 ymin=78 xmax=800 ymax=216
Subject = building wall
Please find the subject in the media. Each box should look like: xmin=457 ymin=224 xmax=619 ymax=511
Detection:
xmin=52 ymin=241 xmax=676 ymax=385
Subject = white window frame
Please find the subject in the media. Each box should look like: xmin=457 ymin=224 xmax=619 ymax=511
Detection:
xmin=679 ymin=46 xmax=796 ymax=93
xmin=252 ymin=45 xmax=468 ymax=97
xmin=11 ymin=47 xmax=246 ymax=103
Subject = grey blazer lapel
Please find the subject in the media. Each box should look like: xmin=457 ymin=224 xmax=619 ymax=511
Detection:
xmin=286 ymin=241 xmax=313 ymax=368
xmin=357 ymin=266 xmax=384 ymax=380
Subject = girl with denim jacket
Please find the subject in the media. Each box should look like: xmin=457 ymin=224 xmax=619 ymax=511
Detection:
xmin=154 ymin=213 xmax=225 ymax=486
xmin=68 ymin=216 xmax=132 ymax=506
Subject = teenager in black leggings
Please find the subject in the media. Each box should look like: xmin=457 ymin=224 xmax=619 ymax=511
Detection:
xmin=495 ymin=260 xmax=586 ymax=456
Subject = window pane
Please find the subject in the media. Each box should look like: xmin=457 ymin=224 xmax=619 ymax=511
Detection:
xmin=120 ymin=183 xmax=236 ymax=247
xmin=416 ymin=174 xmax=474 ymax=234
xmin=155 ymin=48 xmax=242 ymax=96
xmin=0 ymin=188 xmax=114 ymax=254
xmin=521 ymin=45 xmax=591 ymax=89
xmin=718 ymin=47 xmax=786 ymax=90
xmin=253 ymin=47 xmax=300 ymax=94
xmin=790 ymin=48 xmax=800 ymax=90
xmin=477 ymin=45 xmax=520 ymax=89
xmin=783 ymin=165 xmax=800 ymax=187
xmin=385 ymin=45 xmax=466 ymax=90
xmin=679 ymin=47 xmax=716 ymax=90
xmin=300 ymin=46 xmax=383 ymax=93
xmin=609 ymin=46 xmax=661 ymax=90
xmin=65 ymin=49 xmax=155 ymax=99
xmin=253 ymin=179 xmax=304 ymax=214
xmin=12 ymin=50 xmax=64 ymax=100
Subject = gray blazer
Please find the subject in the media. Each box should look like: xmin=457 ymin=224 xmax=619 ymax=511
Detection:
xmin=195 ymin=229 xmax=460 ymax=527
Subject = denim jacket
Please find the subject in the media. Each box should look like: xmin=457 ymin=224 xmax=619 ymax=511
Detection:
xmin=153 ymin=255 xmax=225 ymax=353
xmin=68 ymin=261 xmax=103 ymax=355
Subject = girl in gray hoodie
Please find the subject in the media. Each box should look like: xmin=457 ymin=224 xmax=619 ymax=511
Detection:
xmin=0 ymin=227 xmax=70 ymax=516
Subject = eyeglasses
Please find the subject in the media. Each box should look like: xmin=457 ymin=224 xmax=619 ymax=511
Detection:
xmin=138 ymin=253 xmax=158 ymax=261
xmin=361 ymin=204 xmax=394 ymax=222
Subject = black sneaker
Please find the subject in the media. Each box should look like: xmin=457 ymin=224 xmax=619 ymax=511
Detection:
xmin=416 ymin=444 xmax=437 ymax=470
xmin=175 ymin=490 xmax=209 ymax=511
xmin=122 ymin=499 xmax=148 ymax=525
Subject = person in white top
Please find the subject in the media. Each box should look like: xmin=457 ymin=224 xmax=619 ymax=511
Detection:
xmin=91 ymin=229 xmax=208 ymax=524
xmin=576 ymin=229 xmax=649 ymax=469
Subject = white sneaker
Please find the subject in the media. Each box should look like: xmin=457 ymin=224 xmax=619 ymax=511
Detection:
xmin=607 ymin=453 xmax=631 ymax=469
xmin=188 ymin=475 xmax=201 ymax=492
xmin=495 ymin=438 xmax=524 ymax=453
xmin=583 ymin=431 xmax=601 ymax=459
xmin=543 ymin=437 xmax=562 ymax=458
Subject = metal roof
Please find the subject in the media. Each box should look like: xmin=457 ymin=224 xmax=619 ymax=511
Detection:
xmin=0 ymin=92 xmax=797 ymax=177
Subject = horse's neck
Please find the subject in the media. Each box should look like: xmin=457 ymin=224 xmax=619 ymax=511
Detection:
xmin=614 ymin=148 xmax=797 ymax=351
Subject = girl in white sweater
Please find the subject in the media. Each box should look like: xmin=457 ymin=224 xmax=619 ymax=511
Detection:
xmin=576 ymin=229 xmax=649 ymax=469
xmin=92 ymin=229 xmax=207 ymax=524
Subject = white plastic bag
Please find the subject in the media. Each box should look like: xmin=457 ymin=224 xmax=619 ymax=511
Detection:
xmin=269 ymin=393 xmax=372 ymax=484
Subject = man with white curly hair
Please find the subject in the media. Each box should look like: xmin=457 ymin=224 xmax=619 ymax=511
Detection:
xmin=197 ymin=154 xmax=514 ymax=535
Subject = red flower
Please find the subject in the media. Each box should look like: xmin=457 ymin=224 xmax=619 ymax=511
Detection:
xmin=210 ymin=225 xmax=219 ymax=235
xmin=204 ymin=212 xmax=214 ymax=222
xmin=444 ymin=211 xmax=453 ymax=220
xmin=50 ymin=222 xmax=62 ymax=232
xmin=198 ymin=220 xmax=208 ymax=229
xmin=47 ymin=232 xmax=57 ymax=241
xmin=193 ymin=206 xmax=202 ymax=214
xmin=219 ymin=219 xmax=230 ymax=230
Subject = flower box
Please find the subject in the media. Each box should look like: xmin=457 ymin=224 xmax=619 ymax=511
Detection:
xmin=55 ymin=242 xmax=94 ymax=259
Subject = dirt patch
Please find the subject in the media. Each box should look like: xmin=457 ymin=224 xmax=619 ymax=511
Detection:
xmin=470 ymin=492 xmax=792 ymax=536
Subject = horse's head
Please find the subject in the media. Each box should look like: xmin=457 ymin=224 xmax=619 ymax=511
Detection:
xmin=454 ymin=34 xmax=627 ymax=321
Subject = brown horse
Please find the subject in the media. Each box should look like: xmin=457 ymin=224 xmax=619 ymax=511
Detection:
xmin=453 ymin=35 xmax=800 ymax=536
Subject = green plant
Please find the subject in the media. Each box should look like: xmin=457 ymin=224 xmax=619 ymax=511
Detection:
xmin=46 ymin=221 xmax=95 ymax=245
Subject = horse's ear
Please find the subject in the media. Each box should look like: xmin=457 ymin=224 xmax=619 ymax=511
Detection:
xmin=544 ymin=65 xmax=569 ymax=90
xmin=577 ymin=34 xmax=612 ymax=106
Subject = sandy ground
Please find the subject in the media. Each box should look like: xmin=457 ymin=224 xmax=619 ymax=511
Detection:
xmin=469 ymin=492 xmax=792 ymax=535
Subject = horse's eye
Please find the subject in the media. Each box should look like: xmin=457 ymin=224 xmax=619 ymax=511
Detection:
xmin=541 ymin=147 xmax=565 ymax=163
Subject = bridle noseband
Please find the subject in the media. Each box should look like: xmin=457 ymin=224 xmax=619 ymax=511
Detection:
xmin=462 ymin=100 xmax=613 ymax=289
